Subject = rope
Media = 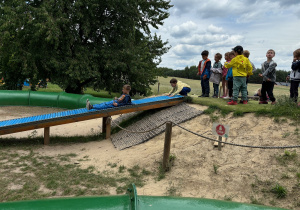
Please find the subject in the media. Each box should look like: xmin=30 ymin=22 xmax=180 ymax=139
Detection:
xmin=172 ymin=122 xmax=300 ymax=149
xmin=110 ymin=118 xmax=300 ymax=149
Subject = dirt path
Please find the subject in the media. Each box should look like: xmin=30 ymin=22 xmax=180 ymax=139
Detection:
xmin=0 ymin=105 xmax=299 ymax=209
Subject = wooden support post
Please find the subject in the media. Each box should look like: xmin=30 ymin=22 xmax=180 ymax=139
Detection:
xmin=162 ymin=122 xmax=172 ymax=171
xmin=102 ymin=117 xmax=108 ymax=134
xmin=44 ymin=127 xmax=50 ymax=145
xmin=218 ymin=136 xmax=222 ymax=151
xmin=105 ymin=117 xmax=111 ymax=139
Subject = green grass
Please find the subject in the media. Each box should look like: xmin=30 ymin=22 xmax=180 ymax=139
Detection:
xmin=0 ymin=149 xmax=152 ymax=201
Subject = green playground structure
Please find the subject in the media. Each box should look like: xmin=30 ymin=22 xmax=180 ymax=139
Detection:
xmin=0 ymin=90 xmax=111 ymax=109
xmin=0 ymin=184 xmax=287 ymax=210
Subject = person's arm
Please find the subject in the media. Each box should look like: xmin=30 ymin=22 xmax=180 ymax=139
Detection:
xmin=224 ymin=59 xmax=235 ymax=69
xmin=262 ymin=62 xmax=277 ymax=79
xmin=170 ymin=82 xmax=184 ymax=96
xmin=246 ymin=60 xmax=253 ymax=76
xmin=291 ymin=60 xmax=300 ymax=71
xmin=197 ymin=61 xmax=201 ymax=75
xmin=203 ymin=61 xmax=211 ymax=79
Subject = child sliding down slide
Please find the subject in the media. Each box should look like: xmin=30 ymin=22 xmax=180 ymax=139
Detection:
xmin=86 ymin=85 xmax=132 ymax=110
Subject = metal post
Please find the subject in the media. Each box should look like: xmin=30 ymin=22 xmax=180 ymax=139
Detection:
xmin=105 ymin=117 xmax=112 ymax=139
xmin=162 ymin=122 xmax=172 ymax=171
xmin=44 ymin=127 xmax=50 ymax=145
xmin=218 ymin=136 xmax=222 ymax=151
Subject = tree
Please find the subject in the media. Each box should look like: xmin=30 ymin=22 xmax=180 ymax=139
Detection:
xmin=0 ymin=0 xmax=172 ymax=95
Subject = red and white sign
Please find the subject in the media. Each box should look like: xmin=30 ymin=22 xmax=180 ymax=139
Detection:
xmin=212 ymin=123 xmax=230 ymax=137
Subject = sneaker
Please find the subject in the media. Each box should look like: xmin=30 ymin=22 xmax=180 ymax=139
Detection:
xmin=223 ymin=96 xmax=230 ymax=99
xmin=198 ymin=95 xmax=204 ymax=97
xmin=259 ymin=101 xmax=268 ymax=104
xmin=243 ymin=100 xmax=248 ymax=104
xmin=227 ymin=100 xmax=237 ymax=105
xmin=86 ymin=99 xmax=93 ymax=110
xmin=212 ymin=95 xmax=217 ymax=98
xmin=298 ymin=102 xmax=300 ymax=107
xmin=271 ymin=101 xmax=277 ymax=105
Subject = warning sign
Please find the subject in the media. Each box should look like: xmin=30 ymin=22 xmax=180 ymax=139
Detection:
xmin=212 ymin=123 xmax=230 ymax=138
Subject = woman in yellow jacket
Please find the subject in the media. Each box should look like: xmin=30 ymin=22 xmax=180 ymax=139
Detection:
xmin=224 ymin=46 xmax=253 ymax=105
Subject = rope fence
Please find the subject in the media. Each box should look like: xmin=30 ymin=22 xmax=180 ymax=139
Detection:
xmin=110 ymin=117 xmax=300 ymax=150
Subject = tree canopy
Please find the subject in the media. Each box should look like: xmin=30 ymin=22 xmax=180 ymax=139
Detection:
xmin=0 ymin=0 xmax=172 ymax=95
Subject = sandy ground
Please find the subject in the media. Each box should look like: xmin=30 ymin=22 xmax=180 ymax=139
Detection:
xmin=0 ymin=105 xmax=299 ymax=209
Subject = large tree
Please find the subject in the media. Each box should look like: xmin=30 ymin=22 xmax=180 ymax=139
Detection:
xmin=0 ymin=0 xmax=172 ymax=94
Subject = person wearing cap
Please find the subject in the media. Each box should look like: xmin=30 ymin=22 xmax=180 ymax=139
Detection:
xmin=224 ymin=45 xmax=253 ymax=105
xmin=197 ymin=50 xmax=211 ymax=97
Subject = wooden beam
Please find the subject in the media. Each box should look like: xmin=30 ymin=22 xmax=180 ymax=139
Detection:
xmin=105 ymin=117 xmax=111 ymax=139
xmin=44 ymin=127 xmax=50 ymax=145
xmin=102 ymin=117 xmax=107 ymax=134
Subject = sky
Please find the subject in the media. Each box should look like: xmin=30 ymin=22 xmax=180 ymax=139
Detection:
xmin=151 ymin=0 xmax=300 ymax=71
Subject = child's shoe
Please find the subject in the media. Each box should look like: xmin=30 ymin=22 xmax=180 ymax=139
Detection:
xmin=86 ymin=99 xmax=93 ymax=110
xmin=271 ymin=101 xmax=277 ymax=105
xmin=242 ymin=100 xmax=248 ymax=104
xmin=223 ymin=96 xmax=230 ymax=99
xmin=259 ymin=101 xmax=268 ymax=104
xmin=227 ymin=100 xmax=237 ymax=105
xmin=298 ymin=102 xmax=300 ymax=107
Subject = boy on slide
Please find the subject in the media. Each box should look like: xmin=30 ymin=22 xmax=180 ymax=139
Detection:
xmin=86 ymin=84 xmax=132 ymax=110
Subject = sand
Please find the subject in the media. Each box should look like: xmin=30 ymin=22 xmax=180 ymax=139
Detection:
xmin=0 ymin=105 xmax=299 ymax=209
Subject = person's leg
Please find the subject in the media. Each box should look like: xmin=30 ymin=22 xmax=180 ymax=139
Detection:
xmin=260 ymin=81 xmax=268 ymax=102
xmin=91 ymin=101 xmax=115 ymax=110
xmin=179 ymin=87 xmax=191 ymax=96
xmin=204 ymin=78 xmax=210 ymax=96
xmin=241 ymin=77 xmax=248 ymax=101
xmin=215 ymin=83 xmax=219 ymax=97
xmin=266 ymin=82 xmax=276 ymax=103
xmin=294 ymin=81 xmax=299 ymax=102
xmin=222 ymin=77 xmax=226 ymax=97
xmin=232 ymin=77 xmax=240 ymax=101
xmin=290 ymin=80 xmax=295 ymax=100
xmin=228 ymin=80 xmax=233 ymax=97
xmin=200 ymin=78 xmax=205 ymax=96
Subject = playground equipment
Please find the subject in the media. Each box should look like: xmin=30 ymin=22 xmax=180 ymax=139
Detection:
xmin=0 ymin=184 xmax=286 ymax=210
xmin=0 ymin=91 xmax=184 ymax=144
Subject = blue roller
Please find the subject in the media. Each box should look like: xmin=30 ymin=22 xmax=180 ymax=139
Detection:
xmin=0 ymin=95 xmax=183 ymax=129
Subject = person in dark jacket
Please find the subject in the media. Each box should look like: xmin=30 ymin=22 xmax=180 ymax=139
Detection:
xmin=286 ymin=48 xmax=300 ymax=106
xmin=197 ymin=50 xmax=211 ymax=97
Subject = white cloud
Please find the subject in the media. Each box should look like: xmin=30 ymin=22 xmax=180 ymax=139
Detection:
xmin=170 ymin=21 xmax=199 ymax=38
xmin=207 ymin=24 xmax=223 ymax=34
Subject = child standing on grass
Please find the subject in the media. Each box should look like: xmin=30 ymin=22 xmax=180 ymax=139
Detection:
xmin=286 ymin=48 xmax=300 ymax=106
xmin=197 ymin=50 xmax=211 ymax=97
xmin=209 ymin=53 xmax=223 ymax=98
xmin=225 ymin=46 xmax=252 ymax=105
xmin=86 ymin=84 xmax=132 ymax=110
xmin=243 ymin=50 xmax=255 ymax=96
xmin=167 ymin=78 xmax=191 ymax=97
xmin=224 ymin=51 xmax=235 ymax=99
xmin=221 ymin=52 xmax=229 ymax=98
xmin=259 ymin=49 xmax=277 ymax=105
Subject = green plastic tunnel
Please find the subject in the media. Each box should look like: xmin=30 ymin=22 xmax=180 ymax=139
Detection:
xmin=0 ymin=184 xmax=287 ymax=210
xmin=0 ymin=90 xmax=111 ymax=109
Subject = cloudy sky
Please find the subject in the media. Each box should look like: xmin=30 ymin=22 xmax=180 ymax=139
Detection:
xmin=151 ymin=0 xmax=300 ymax=71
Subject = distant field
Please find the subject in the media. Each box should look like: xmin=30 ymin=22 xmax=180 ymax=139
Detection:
xmin=151 ymin=76 xmax=290 ymax=97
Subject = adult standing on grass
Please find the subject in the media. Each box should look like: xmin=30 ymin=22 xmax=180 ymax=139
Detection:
xmin=197 ymin=50 xmax=211 ymax=97
xmin=258 ymin=49 xmax=277 ymax=105
xmin=225 ymin=46 xmax=252 ymax=105
xmin=286 ymin=48 xmax=300 ymax=107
